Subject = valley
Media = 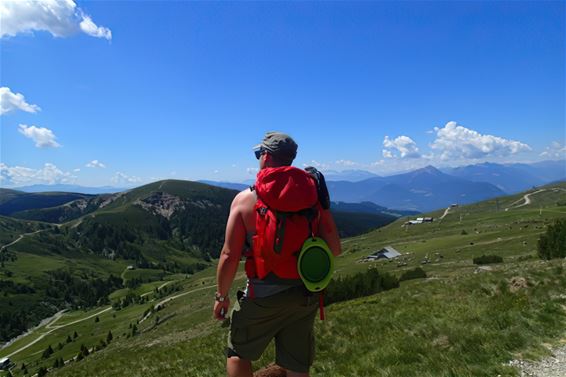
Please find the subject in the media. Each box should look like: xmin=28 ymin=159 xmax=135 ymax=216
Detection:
xmin=0 ymin=181 xmax=564 ymax=376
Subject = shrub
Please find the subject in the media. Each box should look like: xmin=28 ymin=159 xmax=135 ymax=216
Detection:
xmin=399 ymin=267 xmax=427 ymax=281
xmin=538 ymin=218 xmax=566 ymax=260
xmin=473 ymin=255 xmax=503 ymax=265
xmin=325 ymin=268 xmax=399 ymax=305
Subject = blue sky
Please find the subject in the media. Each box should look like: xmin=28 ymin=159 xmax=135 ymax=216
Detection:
xmin=1 ymin=0 xmax=564 ymax=187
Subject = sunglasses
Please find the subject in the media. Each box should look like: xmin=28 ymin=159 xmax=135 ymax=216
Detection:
xmin=253 ymin=146 xmax=266 ymax=160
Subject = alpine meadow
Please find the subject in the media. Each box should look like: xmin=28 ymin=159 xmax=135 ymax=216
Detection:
xmin=1 ymin=1 xmax=565 ymax=377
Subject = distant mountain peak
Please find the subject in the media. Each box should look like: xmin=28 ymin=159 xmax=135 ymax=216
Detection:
xmin=415 ymin=165 xmax=442 ymax=175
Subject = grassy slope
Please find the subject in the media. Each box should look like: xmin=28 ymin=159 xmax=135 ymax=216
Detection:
xmin=1 ymin=183 xmax=565 ymax=377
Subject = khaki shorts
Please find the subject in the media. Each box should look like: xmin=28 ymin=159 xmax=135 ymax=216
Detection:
xmin=227 ymin=286 xmax=319 ymax=373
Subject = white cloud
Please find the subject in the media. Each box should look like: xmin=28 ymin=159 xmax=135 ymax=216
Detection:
xmin=73 ymin=168 xmax=81 ymax=172
xmin=431 ymin=121 xmax=531 ymax=160
xmin=302 ymin=160 xmax=330 ymax=171
xmin=370 ymin=160 xmax=385 ymax=167
xmin=111 ymin=172 xmax=142 ymax=185
xmin=382 ymin=135 xmax=420 ymax=159
xmin=79 ymin=14 xmax=111 ymax=40
xmin=0 ymin=87 xmax=41 ymax=115
xmin=0 ymin=0 xmax=111 ymax=40
xmin=246 ymin=167 xmax=259 ymax=175
xmin=18 ymin=124 xmax=61 ymax=148
xmin=335 ymin=160 xmax=358 ymax=167
xmin=540 ymin=141 xmax=566 ymax=159
xmin=0 ymin=162 xmax=76 ymax=186
xmin=86 ymin=160 xmax=106 ymax=168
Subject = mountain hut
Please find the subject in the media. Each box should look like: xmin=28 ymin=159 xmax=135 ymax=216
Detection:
xmin=0 ymin=357 xmax=12 ymax=370
xmin=372 ymin=246 xmax=402 ymax=259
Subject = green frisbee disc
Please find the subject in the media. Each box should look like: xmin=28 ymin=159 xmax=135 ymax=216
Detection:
xmin=297 ymin=237 xmax=334 ymax=292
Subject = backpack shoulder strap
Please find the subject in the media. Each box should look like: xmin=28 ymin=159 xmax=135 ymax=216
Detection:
xmin=304 ymin=167 xmax=331 ymax=210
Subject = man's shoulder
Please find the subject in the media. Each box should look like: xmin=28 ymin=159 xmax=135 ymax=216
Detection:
xmin=232 ymin=187 xmax=256 ymax=208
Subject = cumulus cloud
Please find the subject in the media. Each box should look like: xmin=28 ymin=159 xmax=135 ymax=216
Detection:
xmin=540 ymin=141 xmax=566 ymax=159
xmin=0 ymin=0 xmax=111 ymax=40
xmin=382 ymin=135 xmax=420 ymax=159
xmin=111 ymin=172 xmax=142 ymax=185
xmin=302 ymin=160 xmax=330 ymax=170
xmin=0 ymin=162 xmax=76 ymax=186
xmin=86 ymin=160 xmax=106 ymax=168
xmin=18 ymin=124 xmax=61 ymax=148
xmin=431 ymin=121 xmax=531 ymax=160
xmin=0 ymin=87 xmax=41 ymax=115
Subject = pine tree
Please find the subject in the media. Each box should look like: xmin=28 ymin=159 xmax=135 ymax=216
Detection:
xmin=73 ymin=330 xmax=78 ymax=339
xmin=42 ymin=344 xmax=54 ymax=358
xmin=66 ymin=334 xmax=72 ymax=343
xmin=538 ymin=218 xmax=566 ymax=259
xmin=106 ymin=330 xmax=113 ymax=343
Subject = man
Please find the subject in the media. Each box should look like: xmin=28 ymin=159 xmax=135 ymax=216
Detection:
xmin=213 ymin=132 xmax=341 ymax=377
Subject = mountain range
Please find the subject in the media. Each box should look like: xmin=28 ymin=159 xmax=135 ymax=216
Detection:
xmin=4 ymin=160 xmax=565 ymax=214
xmin=200 ymin=160 xmax=565 ymax=212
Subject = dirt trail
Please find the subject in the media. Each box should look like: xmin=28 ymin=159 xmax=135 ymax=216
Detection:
xmin=506 ymin=189 xmax=547 ymax=211
xmin=3 ymin=282 xmax=215 ymax=358
xmin=0 ymin=230 xmax=44 ymax=252
xmin=439 ymin=206 xmax=452 ymax=220
xmin=3 ymin=306 xmax=113 ymax=359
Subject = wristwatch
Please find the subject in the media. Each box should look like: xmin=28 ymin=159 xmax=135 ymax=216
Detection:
xmin=215 ymin=292 xmax=228 ymax=302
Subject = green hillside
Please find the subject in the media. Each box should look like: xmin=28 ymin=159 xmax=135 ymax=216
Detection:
xmin=0 ymin=183 xmax=564 ymax=376
xmin=9 ymin=195 xmax=110 ymax=224
xmin=331 ymin=210 xmax=397 ymax=238
xmin=0 ymin=180 xmax=237 ymax=343
xmin=0 ymin=190 xmax=94 ymax=217
xmin=0 ymin=179 xmax=400 ymax=345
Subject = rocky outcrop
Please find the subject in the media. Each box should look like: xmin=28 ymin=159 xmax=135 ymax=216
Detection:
xmin=135 ymin=192 xmax=185 ymax=220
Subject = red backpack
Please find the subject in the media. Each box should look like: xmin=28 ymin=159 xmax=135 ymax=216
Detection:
xmin=244 ymin=166 xmax=322 ymax=284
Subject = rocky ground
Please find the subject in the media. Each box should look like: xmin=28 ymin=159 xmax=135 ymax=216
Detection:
xmin=509 ymin=343 xmax=566 ymax=377
xmin=253 ymin=346 xmax=566 ymax=377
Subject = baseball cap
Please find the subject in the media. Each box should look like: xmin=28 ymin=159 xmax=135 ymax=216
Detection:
xmin=254 ymin=131 xmax=298 ymax=161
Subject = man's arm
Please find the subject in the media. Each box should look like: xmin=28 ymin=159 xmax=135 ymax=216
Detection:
xmin=213 ymin=193 xmax=247 ymax=320
xmin=318 ymin=208 xmax=341 ymax=256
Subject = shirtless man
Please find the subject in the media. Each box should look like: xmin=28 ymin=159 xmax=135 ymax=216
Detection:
xmin=213 ymin=132 xmax=341 ymax=377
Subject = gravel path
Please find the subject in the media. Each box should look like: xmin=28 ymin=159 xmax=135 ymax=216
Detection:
xmin=509 ymin=343 xmax=566 ymax=377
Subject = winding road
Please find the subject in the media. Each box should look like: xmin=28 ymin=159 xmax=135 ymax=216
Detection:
xmin=505 ymin=189 xmax=547 ymax=211
xmin=2 ymin=281 xmax=215 ymax=359
xmin=0 ymin=230 xmax=44 ymax=252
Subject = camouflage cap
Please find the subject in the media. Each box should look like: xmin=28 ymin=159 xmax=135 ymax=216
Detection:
xmin=254 ymin=131 xmax=298 ymax=160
